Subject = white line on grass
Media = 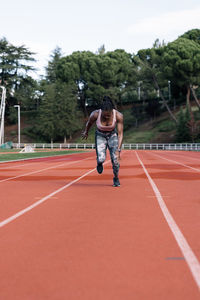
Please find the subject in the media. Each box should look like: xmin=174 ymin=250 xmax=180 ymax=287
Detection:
xmin=151 ymin=152 xmax=200 ymax=173
xmin=0 ymin=160 xmax=111 ymax=228
xmin=0 ymin=157 xmax=92 ymax=184
xmin=135 ymin=151 xmax=200 ymax=290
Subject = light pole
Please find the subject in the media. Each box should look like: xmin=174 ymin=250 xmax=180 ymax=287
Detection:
xmin=14 ymin=105 xmax=20 ymax=147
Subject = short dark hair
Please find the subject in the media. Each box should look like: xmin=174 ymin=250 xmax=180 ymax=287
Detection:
xmin=101 ymin=96 xmax=114 ymax=111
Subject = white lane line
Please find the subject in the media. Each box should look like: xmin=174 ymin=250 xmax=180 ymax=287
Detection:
xmin=0 ymin=150 xmax=90 ymax=164
xmin=0 ymin=159 xmax=111 ymax=228
xmin=135 ymin=151 xmax=200 ymax=290
xmin=152 ymin=152 xmax=200 ymax=173
xmin=0 ymin=157 xmax=92 ymax=184
xmin=0 ymin=152 xmax=93 ymax=169
xmin=0 ymin=162 xmax=36 ymax=169
xmin=156 ymin=151 xmax=200 ymax=162
xmin=0 ymin=168 xmax=95 ymax=228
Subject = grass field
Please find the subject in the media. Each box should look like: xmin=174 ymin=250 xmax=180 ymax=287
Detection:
xmin=0 ymin=149 xmax=86 ymax=162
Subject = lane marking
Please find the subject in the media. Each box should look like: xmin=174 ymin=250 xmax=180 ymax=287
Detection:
xmin=0 ymin=160 xmax=111 ymax=228
xmin=135 ymin=151 xmax=200 ymax=290
xmin=0 ymin=150 xmax=91 ymax=164
xmin=0 ymin=169 xmax=95 ymax=227
xmin=159 ymin=152 xmax=200 ymax=162
xmin=166 ymin=257 xmax=185 ymax=260
xmin=0 ymin=152 xmax=94 ymax=170
xmin=151 ymin=152 xmax=200 ymax=173
xmin=0 ymin=157 xmax=92 ymax=184
xmin=0 ymin=162 xmax=37 ymax=169
xmin=147 ymin=195 xmax=170 ymax=198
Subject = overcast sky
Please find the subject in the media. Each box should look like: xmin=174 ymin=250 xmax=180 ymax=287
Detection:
xmin=0 ymin=0 xmax=200 ymax=78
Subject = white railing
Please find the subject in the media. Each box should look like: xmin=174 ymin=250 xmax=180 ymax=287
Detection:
xmin=12 ymin=143 xmax=200 ymax=151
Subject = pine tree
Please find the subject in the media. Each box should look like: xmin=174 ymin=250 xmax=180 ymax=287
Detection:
xmin=38 ymin=81 xmax=83 ymax=142
xmin=175 ymin=107 xmax=191 ymax=142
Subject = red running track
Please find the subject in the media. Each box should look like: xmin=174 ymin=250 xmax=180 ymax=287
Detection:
xmin=0 ymin=150 xmax=200 ymax=299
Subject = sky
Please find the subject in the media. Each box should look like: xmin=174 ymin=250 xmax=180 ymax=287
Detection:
xmin=0 ymin=0 xmax=200 ymax=78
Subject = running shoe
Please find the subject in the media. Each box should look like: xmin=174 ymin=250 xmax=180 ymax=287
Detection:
xmin=113 ymin=177 xmax=120 ymax=187
xmin=97 ymin=163 xmax=103 ymax=174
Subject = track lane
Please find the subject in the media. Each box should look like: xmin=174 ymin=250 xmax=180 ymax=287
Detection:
xmin=136 ymin=151 xmax=200 ymax=278
xmin=0 ymin=151 xmax=199 ymax=299
xmin=0 ymin=152 xmax=95 ymax=220
xmin=135 ymin=151 xmax=200 ymax=290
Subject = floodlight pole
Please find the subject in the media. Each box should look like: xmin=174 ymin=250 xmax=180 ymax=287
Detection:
xmin=14 ymin=105 xmax=21 ymax=147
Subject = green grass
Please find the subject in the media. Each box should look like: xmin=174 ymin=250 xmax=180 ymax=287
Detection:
xmin=75 ymin=127 xmax=96 ymax=143
xmin=0 ymin=150 xmax=85 ymax=162
xmin=0 ymin=149 xmax=21 ymax=152
xmin=123 ymin=128 xmax=155 ymax=143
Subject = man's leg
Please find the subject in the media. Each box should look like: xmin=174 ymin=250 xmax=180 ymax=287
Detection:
xmin=108 ymin=131 xmax=120 ymax=186
xmin=95 ymin=131 xmax=107 ymax=174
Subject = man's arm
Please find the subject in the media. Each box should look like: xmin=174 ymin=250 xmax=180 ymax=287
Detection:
xmin=82 ymin=110 xmax=98 ymax=139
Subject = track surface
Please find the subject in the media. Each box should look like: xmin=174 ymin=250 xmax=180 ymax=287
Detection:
xmin=0 ymin=150 xmax=200 ymax=299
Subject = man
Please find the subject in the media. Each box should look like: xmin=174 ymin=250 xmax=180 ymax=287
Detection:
xmin=82 ymin=96 xmax=123 ymax=187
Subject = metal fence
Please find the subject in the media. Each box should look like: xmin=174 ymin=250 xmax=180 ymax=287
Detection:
xmin=12 ymin=143 xmax=200 ymax=151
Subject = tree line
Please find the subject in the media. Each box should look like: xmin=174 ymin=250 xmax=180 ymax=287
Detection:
xmin=1 ymin=29 xmax=200 ymax=142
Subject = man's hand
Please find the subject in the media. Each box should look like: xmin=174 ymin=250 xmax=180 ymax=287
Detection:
xmin=81 ymin=131 xmax=88 ymax=140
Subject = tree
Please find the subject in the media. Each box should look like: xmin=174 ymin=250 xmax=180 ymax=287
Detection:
xmin=0 ymin=37 xmax=36 ymax=107
xmin=145 ymin=99 xmax=161 ymax=120
xmin=45 ymin=47 xmax=63 ymax=83
xmin=14 ymin=77 xmax=39 ymax=110
xmin=97 ymin=44 xmax=106 ymax=55
xmin=162 ymin=37 xmax=200 ymax=110
xmin=180 ymin=29 xmax=200 ymax=108
xmin=180 ymin=29 xmax=200 ymax=45
xmin=38 ymin=81 xmax=83 ymax=142
xmin=175 ymin=107 xmax=191 ymax=142
xmin=56 ymin=49 xmax=136 ymax=113
xmin=135 ymin=46 xmax=177 ymax=123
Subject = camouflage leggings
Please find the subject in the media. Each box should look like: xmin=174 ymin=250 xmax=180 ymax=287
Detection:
xmin=95 ymin=129 xmax=119 ymax=177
